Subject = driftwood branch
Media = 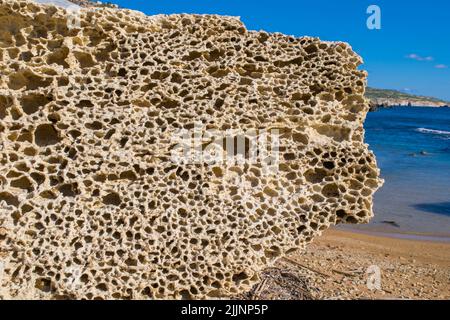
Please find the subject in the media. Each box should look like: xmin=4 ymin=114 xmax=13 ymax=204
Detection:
xmin=282 ymin=257 xmax=332 ymax=278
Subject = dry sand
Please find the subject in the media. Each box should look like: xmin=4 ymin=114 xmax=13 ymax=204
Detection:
xmin=242 ymin=228 xmax=450 ymax=300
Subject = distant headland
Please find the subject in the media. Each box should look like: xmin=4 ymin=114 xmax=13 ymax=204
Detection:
xmin=366 ymin=87 xmax=450 ymax=111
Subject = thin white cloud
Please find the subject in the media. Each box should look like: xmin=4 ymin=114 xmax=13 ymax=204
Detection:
xmin=406 ymin=53 xmax=434 ymax=61
xmin=435 ymin=64 xmax=448 ymax=69
xmin=401 ymin=88 xmax=418 ymax=94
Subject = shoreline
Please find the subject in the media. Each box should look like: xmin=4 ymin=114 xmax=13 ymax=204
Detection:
xmin=373 ymin=104 xmax=449 ymax=108
xmin=322 ymin=228 xmax=450 ymax=266
xmin=336 ymin=226 xmax=450 ymax=243
xmin=369 ymin=104 xmax=449 ymax=112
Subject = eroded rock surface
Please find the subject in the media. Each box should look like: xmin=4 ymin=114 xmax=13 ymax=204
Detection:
xmin=0 ymin=0 xmax=382 ymax=299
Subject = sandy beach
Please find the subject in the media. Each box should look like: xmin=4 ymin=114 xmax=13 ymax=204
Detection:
xmin=243 ymin=228 xmax=450 ymax=300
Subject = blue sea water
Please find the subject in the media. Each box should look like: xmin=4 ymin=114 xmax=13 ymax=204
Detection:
xmin=343 ymin=107 xmax=450 ymax=237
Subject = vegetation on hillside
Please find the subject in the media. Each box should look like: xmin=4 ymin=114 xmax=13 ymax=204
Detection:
xmin=366 ymin=87 xmax=449 ymax=108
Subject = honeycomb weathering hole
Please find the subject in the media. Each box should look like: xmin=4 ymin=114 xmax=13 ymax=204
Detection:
xmin=0 ymin=0 xmax=383 ymax=300
xmin=34 ymin=123 xmax=61 ymax=147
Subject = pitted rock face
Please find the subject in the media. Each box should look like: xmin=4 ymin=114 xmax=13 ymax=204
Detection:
xmin=0 ymin=0 xmax=382 ymax=299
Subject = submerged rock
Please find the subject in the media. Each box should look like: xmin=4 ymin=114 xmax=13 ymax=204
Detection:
xmin=380 ymin=220 xmax=400 ymax=228
xmin=0 ymin=0 xmax=382 ymax=299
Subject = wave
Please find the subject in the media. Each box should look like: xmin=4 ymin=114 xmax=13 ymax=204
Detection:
xmin=415 ymin=127 xmax=450 ymax=136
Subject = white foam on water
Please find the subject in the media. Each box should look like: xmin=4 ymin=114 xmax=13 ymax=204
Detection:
xmin=416 ymin=127 xmax=450 ymax=136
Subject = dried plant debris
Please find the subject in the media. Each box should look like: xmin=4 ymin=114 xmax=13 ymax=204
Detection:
xmin=0 ymin=0 xmax=382 ymax=299
xmin=236 ymin=266 xmax=317 ymax=300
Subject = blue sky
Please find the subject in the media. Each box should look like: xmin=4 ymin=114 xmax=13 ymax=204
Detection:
xmin=108 ymin=0 xmax=450 ymax=101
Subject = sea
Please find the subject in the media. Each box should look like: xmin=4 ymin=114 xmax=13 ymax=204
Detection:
xmin=340 ymin=107 xmax=450 ymax=240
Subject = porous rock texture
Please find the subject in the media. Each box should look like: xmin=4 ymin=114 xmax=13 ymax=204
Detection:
xmin=0 ymin=0 xmax=383 ymax=299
